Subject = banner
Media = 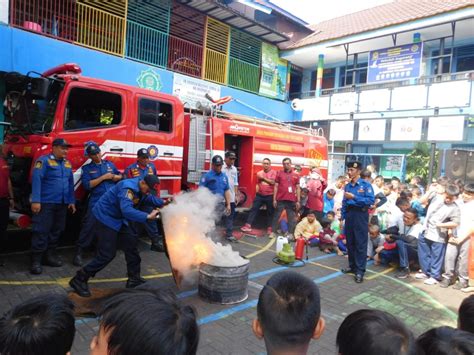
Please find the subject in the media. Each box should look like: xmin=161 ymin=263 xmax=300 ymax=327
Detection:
xmin=329 ymin=121 xmax=354 ymax=141
xmin=427 ymin=116 xmax=465 ymax=141
xmin=390 ymin=117 xmax=423 ymax=141
xmin=172 ymin=73 xmax=221 ymax=109
xmin=259 ymin=43 xmax=288 ymax=100
xmin=358 ymin=119 xmax=386 ymax=141
xmin=367 ymin=43 xmax=423 ymax=83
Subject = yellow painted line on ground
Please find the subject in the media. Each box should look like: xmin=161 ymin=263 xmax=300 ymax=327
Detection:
xmin=365 ymin=266 xmax=397 ymax=280
xmin=0 ymin=272 xmax=172 ymax=286
xmin=307 ymin=261 xmax=340 ymax=272
xmin=244 ymin=238 xmax=276 ymax=259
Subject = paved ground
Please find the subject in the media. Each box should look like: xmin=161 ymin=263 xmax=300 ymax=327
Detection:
xmin=0 ymin=228 xmax=471 ymax=355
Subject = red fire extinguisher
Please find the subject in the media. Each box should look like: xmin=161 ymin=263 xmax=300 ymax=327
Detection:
xmin=295 ymin=238 xmax=306 ymax=260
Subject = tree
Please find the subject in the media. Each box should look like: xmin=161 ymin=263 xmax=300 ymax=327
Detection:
xmin=406 ymin=142 xmax=438 ymax=184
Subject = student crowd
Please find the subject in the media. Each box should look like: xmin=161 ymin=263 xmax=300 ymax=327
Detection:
xmin=0 ymin=271 xmax=473 ymax=355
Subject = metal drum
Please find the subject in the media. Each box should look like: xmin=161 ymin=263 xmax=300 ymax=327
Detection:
xmin=198 ymin=259 xmax=249 ymax=304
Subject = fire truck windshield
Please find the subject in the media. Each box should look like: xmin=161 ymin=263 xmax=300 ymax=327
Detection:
xmin=5 ymin=79 xmax=63 ymax=135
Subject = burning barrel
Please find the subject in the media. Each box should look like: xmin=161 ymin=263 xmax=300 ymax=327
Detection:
xmin=198 ymin=258 xmax=249 ymax=304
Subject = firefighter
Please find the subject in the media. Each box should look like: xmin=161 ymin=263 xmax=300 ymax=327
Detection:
xmin=69 ymin=175 xmax=163 ymax=297
xmin=124 ymin=148 xmax=164 ymax=252
xmin=72 ymin=142 xmax=122 ymax=266
xmin=199 ymin=155 xmax=234 ymax=241
xmin=30 ymin=138 xmax=76 ymax=275
xmin=341 ymin=161 xmax=375 ymax=284
xmin=0 ymin=145 xmax=14 ymax=266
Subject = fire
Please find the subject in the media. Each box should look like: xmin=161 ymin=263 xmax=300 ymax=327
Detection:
xmin=193 ymin=243 xmax=212 ymax=263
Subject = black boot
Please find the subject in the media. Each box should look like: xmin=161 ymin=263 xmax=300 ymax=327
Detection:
xmin=150 ymin=239 xmax=165 ymax=252
xmin=69 ymin=269 xmax=91 ymax=297
xmin=43 ymin=249 xmax=63 ymax=267
xmin=30 ymin=252 xmax=43 ymax=275
xmin=126 ymin=273 xmax=146 ymax=288
xmin=72 ymin=247 xmax=83 ymax=267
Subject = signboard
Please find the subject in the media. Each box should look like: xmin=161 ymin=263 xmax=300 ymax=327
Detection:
xmin=367 ymin=43 xmax=423 ymax=83
xmin=380 ymin=156 xmax=404 ymax=178
xmin=329 ymin=120 xmax=354 ymax=141
xmin=0 ymin=0 xmax=8 ymax=24
xmin=358 ymin=89 xmax=390 ymax=112
xmin=428 ymin=81 xmax=471 ymax=108
xmin=358 ymin=119 xmax=386 ymax=141
xmin=427 ymin=116 xmax=465 ymax=141
xmin=173 ymin=73 xmax=221 ymax=109
xmin=391 ymin=85 xmax=427 ymax=110
xmin=259 ymin=43 xmax=288 ymax=100
xmin=390 ymin=117 xmax=423 ymax=141
xmin=330 ymin=92 xmax=357 ymax=114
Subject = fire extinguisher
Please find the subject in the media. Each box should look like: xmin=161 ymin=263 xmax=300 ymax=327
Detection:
xmin=295 ymin=238 xmax=306 ymax=260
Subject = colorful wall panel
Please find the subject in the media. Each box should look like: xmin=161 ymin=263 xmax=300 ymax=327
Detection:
xmin=203 ymin=18 xmax=229 ymax=84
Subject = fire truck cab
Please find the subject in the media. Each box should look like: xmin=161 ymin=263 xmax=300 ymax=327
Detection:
xmin=2 ymin=64 xmax=328 ymax=215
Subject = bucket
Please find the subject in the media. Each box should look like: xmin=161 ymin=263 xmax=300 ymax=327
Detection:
xmin=198 ymin=259 xmax=249 ymax=304
xmin=23 ymin=21 xmax=42 ymax=33
xmin=276 ymin=236 xmax=289 ymax=253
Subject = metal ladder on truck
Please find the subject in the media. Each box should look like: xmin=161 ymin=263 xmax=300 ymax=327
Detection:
xmin=187 ymin=113 xmax=213 ymax=184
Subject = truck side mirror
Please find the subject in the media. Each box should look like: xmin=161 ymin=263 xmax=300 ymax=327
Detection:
xmin=29 ymin=77 xmax=50 ymax=100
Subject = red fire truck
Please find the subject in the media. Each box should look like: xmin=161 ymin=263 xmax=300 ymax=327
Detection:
xmin=1 ymin=64 xmax=328 ymax=221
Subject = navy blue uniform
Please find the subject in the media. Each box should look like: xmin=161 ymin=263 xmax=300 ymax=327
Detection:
xmin=77 ymin=160 xmax=120 ymax=249
xmin=199 ymin=170 xmax=230 ymax=199
xmin=31 ymin=154 xmax=74 ymax=253
xmin=124 ymin=162 xmax=161 ymax=245
xmin=83 ymin=178 xmax=164 ymax=278
xmin=342 ymin=178 xmax=375 ymax=277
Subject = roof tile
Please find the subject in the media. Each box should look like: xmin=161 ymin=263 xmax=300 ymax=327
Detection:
xmin=288 ymin=0 xmax=474 ymax=49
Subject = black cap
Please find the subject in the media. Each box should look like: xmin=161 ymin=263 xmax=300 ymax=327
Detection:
xmin=212 ymin=155 xmax=224 ymax=165
xmin=137 ymin=148 xmax=149 ymax=158
xmin=346 ymin=160 xmax=362 ymax=169
xmin=85 ymin=143 xmax=100 ymax=155
xmin=225 ymin=151 xmax=236 ymax=159
xmin=52 ymin=138 xmax=72 ymax=147
xmin=144 ymin=175 xmax=160 ymax=194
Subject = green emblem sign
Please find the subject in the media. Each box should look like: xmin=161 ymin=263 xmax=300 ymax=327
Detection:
xmin=137 ymin=68 xmax=163 ymax=91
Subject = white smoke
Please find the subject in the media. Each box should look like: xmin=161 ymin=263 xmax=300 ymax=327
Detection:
xmin=161 ymin=188 xmax=247 ymax=286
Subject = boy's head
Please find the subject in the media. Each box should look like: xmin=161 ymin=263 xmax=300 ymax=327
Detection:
xmin=326 ymin=211 xmax=335 ymax=222
xmin=254 ymin=271 xmax=325 ymax=354
xmin=326 ymin=189 xmax=336 ymax=200
xmin=403 ymin=208 xmax=419 ymax=227
xmin=335 ymin=175 xmax=347 ymax=189
xmin=383 ymin=183 xmax=393 ymax=196
xmin=443 ymin=184 xmax=460 ymax=205
xmin=410 ymin=176 xmax=423 ymax=186
xmin=0 ymin=293 xmax=75 ymax=355
xmin=396 ymin=197 xmax=411 ymax=212
xmin=320 ymin=218 xmax=331 ymax=229
xmin=411 ymin=186 xmax=422 ymax=198
xmin=391 ymin=176 xmax=401 ymax=189
xmin=416 ymin=326 xmax=474 ymax=355
xmin=91 ymin=289 xmax=199 ymax=355
xmin=306 ymin=211 xmax=316 ymax=223
xmin=462 ymin=183 xmax=474 ymax=204
xmin=368 ymin=224 xmax=380 ymax=239
xmin=337 ymin=309 xmax=416 ymax=355
xmin=361 ymin=169 xmax=372 ymax=182
xmin=458 ymin=295 xmax=474 ymax=334
xmin=374 ymin=175 xmax=384 ymax=188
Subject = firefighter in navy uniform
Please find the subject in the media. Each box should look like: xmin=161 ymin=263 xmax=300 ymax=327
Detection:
xmin=340 ymin=161 xmax=375 ymax=283
xmin=124 ymin=148 xmax=164 ymax=252
xmin=69 ymin=175 xmax=164 ymax=297
xmin=72 ymin=142 xmax=122 ymax=266
xmin=30 ymin=138 xmax=76 ymax=275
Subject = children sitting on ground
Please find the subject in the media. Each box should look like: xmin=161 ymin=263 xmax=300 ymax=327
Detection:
xmin=0 ymin=293 xmax=76 ymax=355
xmin=417 ymin=184 xmax=461 ymax=285
xmin=336 ymin=309 xmax=416 ymax=355
xmin=367 ymin=224 xmax=385 ymax=264
xmin=318 ymin=218 xmax=339 ymax=254
xmin=440 ymin=183 xmax=474 ymax=289
xmin=253 ymin=271 xmax=325 ymax=355
xmin=294 ymin=211 xmax=322 ymax=244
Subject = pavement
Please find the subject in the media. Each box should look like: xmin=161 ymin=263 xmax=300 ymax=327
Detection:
xmin=0 ymin=227 xmax=471 ymax=355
